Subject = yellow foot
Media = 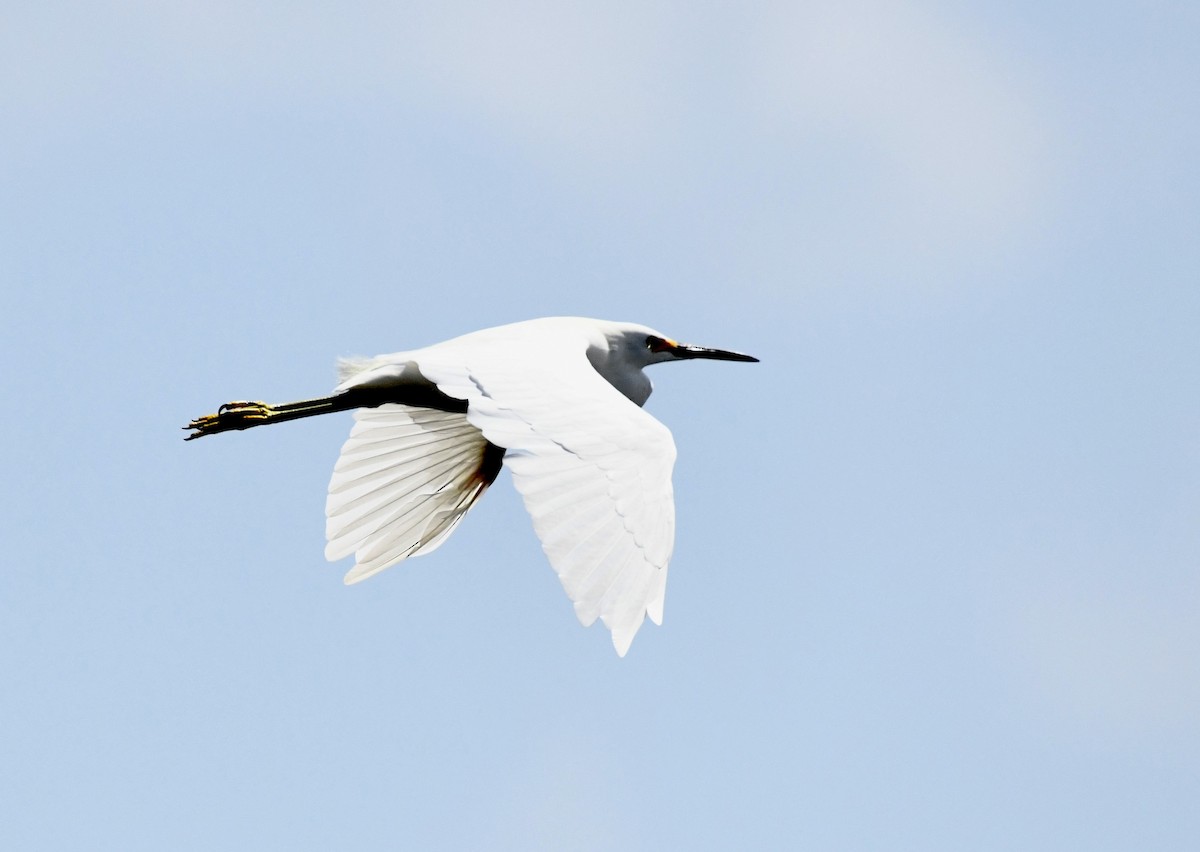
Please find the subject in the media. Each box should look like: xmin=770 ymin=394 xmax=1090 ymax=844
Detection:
xmin=183 ymin=401 xmax=274 ymax=440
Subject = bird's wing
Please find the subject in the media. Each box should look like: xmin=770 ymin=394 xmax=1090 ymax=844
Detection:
xmin=325 ymin=404 xmax=502 ymax=584
xmin=418 ymin=345 xmax=676 ymax=656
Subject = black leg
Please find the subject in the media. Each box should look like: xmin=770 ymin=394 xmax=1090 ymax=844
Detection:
xmin=183 ymin=384 xmax=468 ymax=440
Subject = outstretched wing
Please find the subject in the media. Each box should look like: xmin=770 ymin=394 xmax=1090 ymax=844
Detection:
xmin=419 ymin=342 xmax=676 ymax=656
xmin=325 ymin=404 xmax=503 ymax=584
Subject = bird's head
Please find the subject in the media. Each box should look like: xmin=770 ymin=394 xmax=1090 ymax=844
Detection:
xmin=638 ymin=331 xmax=760 ymax=367
xmin=586 ymin=321 xmax=759 ymax=406
xmin=599 ymin=322 xmax=759 ymax=368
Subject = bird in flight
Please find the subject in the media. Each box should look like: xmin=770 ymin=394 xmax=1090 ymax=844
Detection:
xmin=185 ymin=317 xmax=758 ymax=655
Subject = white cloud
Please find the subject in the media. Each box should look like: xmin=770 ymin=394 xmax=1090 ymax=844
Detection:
xmin=2 ymin=1 xmax=1054 ymax=282
xmin=749 ymin=0 xmax=1051 ymax=259
xmin=402 ymin=2 xmax=684 ymax=167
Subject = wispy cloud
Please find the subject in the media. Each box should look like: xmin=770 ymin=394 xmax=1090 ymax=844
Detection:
xmin=749 ymin=0 xmax=1051 ymax=261
xmin=3 ymin=1 xmax=1053 ymax=284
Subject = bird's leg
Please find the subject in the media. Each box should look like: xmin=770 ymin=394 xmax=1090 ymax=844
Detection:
xmin=184 ymin=384 xmax=470 ymax=441
xmin=184 ymin=396 xmax=350 ymax=440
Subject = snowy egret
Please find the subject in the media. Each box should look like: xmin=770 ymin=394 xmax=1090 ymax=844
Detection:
xmin=185 ymin=317 xmax=758 ymax=655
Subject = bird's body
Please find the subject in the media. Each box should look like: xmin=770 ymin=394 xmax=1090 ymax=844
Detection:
xmin=186 ymin=317 xmax=757 ymax=655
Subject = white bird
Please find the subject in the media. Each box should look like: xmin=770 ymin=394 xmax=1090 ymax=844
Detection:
xmin=185 ymin=317 xmax=758 ymax=655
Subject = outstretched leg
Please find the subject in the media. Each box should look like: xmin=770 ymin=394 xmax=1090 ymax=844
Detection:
xmin=183 ymin=384 xmax=468 ymax=440
xmin=184 ymin=397 xmax=346 ymax=439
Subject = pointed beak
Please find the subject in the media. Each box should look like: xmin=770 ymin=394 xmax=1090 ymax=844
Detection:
xmin=673 ymin=343 xmax=760 ymax=363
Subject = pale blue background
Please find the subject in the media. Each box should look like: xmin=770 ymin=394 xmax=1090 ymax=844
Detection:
xmin=2 ymin=2 xmax=1197 ymax=849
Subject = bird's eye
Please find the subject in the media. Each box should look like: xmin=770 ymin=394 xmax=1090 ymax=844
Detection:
xmin=645 ymin=335 xmax=671 ymax=353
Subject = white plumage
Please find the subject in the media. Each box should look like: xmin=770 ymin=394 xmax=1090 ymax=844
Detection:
xmin=326 ymin=405 xmax=496 ymax=582
xmin=186 ymin=317 xmax=757 ymax=656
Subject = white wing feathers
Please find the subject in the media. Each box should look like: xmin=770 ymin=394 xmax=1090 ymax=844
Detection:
xmin=419 ymin=344 xmax=676 ymax=656
xmin=325 ymin=327 xmax=679 ymax=656
xmin=325 ymin=404 xmax=498 ymax=585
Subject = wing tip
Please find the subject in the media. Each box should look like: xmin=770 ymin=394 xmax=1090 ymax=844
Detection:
xmin=612 ymin=629 xmax=634 ymax=657
xmin=342 ymin=562 xmax=384 ymax=585
xmin=609 ymin=608 xmax=654 ymax=657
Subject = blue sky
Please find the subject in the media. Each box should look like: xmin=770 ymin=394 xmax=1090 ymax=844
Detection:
xmin=2 ymin=2 xmax=1197 ymax=849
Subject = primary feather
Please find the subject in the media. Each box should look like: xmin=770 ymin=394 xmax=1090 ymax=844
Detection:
xmin=326 ymin=404 xmax=503 ymax=584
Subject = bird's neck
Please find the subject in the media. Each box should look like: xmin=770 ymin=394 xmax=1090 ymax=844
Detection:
xmin=586 ymin=344 xmax=653 ymax=407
